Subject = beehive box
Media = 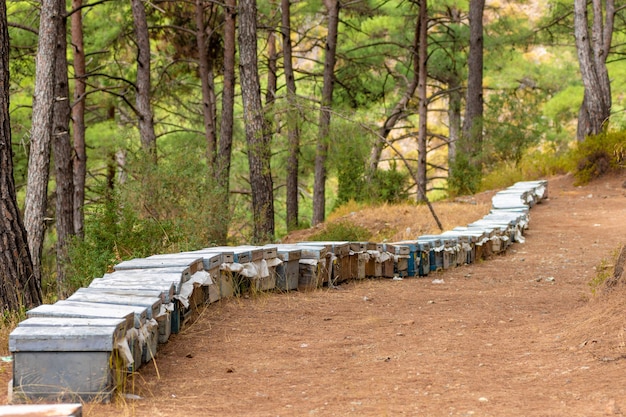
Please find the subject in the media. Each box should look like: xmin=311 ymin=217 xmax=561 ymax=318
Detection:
xmin=297 ymin=241 xmax=352 ymax=283
xmin=114 ymin=257 xmax=204 ymax=276
xmin=384 ymin=243 xmax=411 ymax=277
xmin=99 ymin=270 xmax=189 ymax=333
xmin=379 ymin=244 xmax=403 ymax=277
xmin=67 ymin=292 xmax=161 ymax=363
xmin=417 ymin=237 xmax=444 ymax=271
xmin=10 ymin=318 xmax=128 ymax=403
xmin=87 ymin=280 xmax=174 ymax=343
xmin=362 ymin=242 xmax=381 ymax=277
xmin=0 ymin=404 xmax=82 ymax=416
xmin=348 ymin=242 xmax=368 ymax=279
xmin=389 ymin=241 xmax=420 ymax=277
xmin=268 ymin=245 xmax=301 ymax=291
xmin=50 ymin=301 xmax=148 ymax=367
xmin=291 ymin=244 xmax=328 ymax=290
xmin=390 ymin=240 xmax=419 ymax=277
xmin=237 ymin=245 xmax=279 ymax=292
xmin=194 ymin=249 xmax=236 ymax=300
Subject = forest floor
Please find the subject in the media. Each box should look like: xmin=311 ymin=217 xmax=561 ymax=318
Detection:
xmin=2 ymin=171 xmax=626 ymax=416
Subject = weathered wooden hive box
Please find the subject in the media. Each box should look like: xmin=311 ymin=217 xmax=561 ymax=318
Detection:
xmin=365 ymin=242 xmax=383 ymax=278
xmin=415 ymin=241 xmax=431 ymax=276
xmin=441 ymin=231 xmax=475 ymax=265
xmin=292 ymin=244 xmax=328 ymax=290
xmin=389 ymin=240 xmax=420 ymax=277
xmin=348 ymin=242 xmax=368 ymax=279
xmin=147 ymin=251 xmax=224 ymax=304
xmin=192 ymin=249 xmax=236 ymax=300
xmin=10 ymin=317 xmax=129 ymax=403
xmin=114 ymin=257 xmax=204 ymax=276
xmin=467 ymin=221 xmax=510 ymax=253
xmin=87 ymin=279 xmax=174 ymax=343
xmin=452 ymin=227 xmax=488 ymax=261
xmin=267 ymin=245 xmax=301 ymax=291
xmin=236 ymin=245 xmax=279 ymax=292
xmin=299 ymin=241 xmax=351 ymax=283
xmin=100 ymin=269 xmax=190 ymax=334
xmin=113 ymin=258 xmax=208 ymax=325
xmin=382 ymin=243 xmax=409 ymax=277
xmin=67 ymin=291 xmax=161 ymax=363
xmin=417 ymin=237 xmax=444 ymax=271
xmin=0 ymin=403 xmax=82 ymax=416
xmin=510 ymin=180 xmax=548 ymax=202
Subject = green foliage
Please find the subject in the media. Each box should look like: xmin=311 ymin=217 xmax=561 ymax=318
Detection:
xmin=483 ymin=88 xmax=546 ymax=166
xmin=480 ymin=148 xmax=572 ymax=191
xmin=572 ymin=131 xmax=626 ymax=184
xmin=369 ymin=162 xmax=409 ymax=204
xmin=448 ymin=153 xmax=482 ymax=196
xmin=308 ymin=220 xmax=371 ymax=242
xmin=66 ymin=143 xmax=232 ymax=292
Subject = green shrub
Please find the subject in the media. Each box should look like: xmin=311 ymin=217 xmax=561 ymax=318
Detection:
xmin=573 ymin=131 xmax=625 ymax=184
xmin=448 ymin=153 xmax=482 ymax=196
xmin=308 ymin=220 xmax=371 ymax=242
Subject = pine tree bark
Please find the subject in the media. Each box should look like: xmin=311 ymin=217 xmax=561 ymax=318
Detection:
xmin=52 ymin=0 xmax=74 ymax=297
xmin=131 ymin=0 xmax=157 ymax=162
xmin=71 ymin=0 xmax=86 ymax=238
xmin=0 ymin=1 xmax=43 ymax=311
xmin=312 ymin=0 xmax=339 ymax=226
xmin=238 ymin=0 xmax=275 ymax=243
xmin=281 ymin=0 xmax=300 ymax=231
xmin=574 ymin=0 xmax=614 ymax=141
xmin=195 ymin=0 xmax=217 ymax=165
xmin=416 ymin=0 xmax=428 ymax=203
xmin=24 ymin=0 xmax=60 ymax=285
xmin=266 ymin=29 xmax=277 ymax=106
xmin=461 ymin=0 xmax=484 ymax=157
xmin=214 ymin=0 xmax=236 ymax=243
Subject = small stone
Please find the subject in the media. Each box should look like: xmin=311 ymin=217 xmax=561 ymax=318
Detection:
xmin=545 ymin=277 xmax=555 ymax=283
xmin=478 ymin=397 xmax=488 ymax=403
xmin=432 ymin=278 xmax=445 ymax=284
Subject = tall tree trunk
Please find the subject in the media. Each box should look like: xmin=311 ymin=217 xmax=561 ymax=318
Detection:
xmin=574 ymin=0 xmax=614 ymax=141
xmin=195 ymin=0 xmax=217 ymax=165
xmin=52 ymin=0 xmax=74 ymax=297
xmin=461 ymin=0 xmax=484 ymax=157
xmin=266 ymin=29 xmax=277 ymax=106
xmin=71 ymin=0 xmax=86 ymax=238
xmin=312 ymin=0 xmax=339 ymax=226
xmin=24 ymin=0 xmax=60 ymax=285
xmin=447 ymin=79 xmax=462 ymax=169
xmin=238 ymin=0 xmax=275 ymax=243
xmin=215 ymin=0 xmax=236 ymax=243
xmin=416 ymin=0 xmax=428 ymax=203
xmin=131 ymin=0 xmax=157 ymax=162
xmin=0 ymin=1 xmax=43 ymax=311
xmin=281 ymin=0 xmax=300 ymax=231
xmin=367 ymin=7 xmax=420 ymax=179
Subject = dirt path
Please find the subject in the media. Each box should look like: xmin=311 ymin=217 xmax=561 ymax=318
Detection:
xmin=7 ymin=173 xmax=626 ymax=416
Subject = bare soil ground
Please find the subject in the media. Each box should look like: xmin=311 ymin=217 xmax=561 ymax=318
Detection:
xmin=3 ymin=172 xmax=626 ymax=416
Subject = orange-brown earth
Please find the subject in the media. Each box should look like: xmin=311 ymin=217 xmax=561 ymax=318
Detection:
xmin=2 ymin=172 xmax=626 ymax=416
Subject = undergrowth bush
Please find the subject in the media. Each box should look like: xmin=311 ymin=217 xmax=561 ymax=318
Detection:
xmin=65 ymin=149 xmax=231 ymax=293
xmin=479 ymin=146 xmax=573 ymax=192
xmin=572 ymin=131 xmax=625 ymax=184
xmin=308 ymin=220 xmax=371 ymax=242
